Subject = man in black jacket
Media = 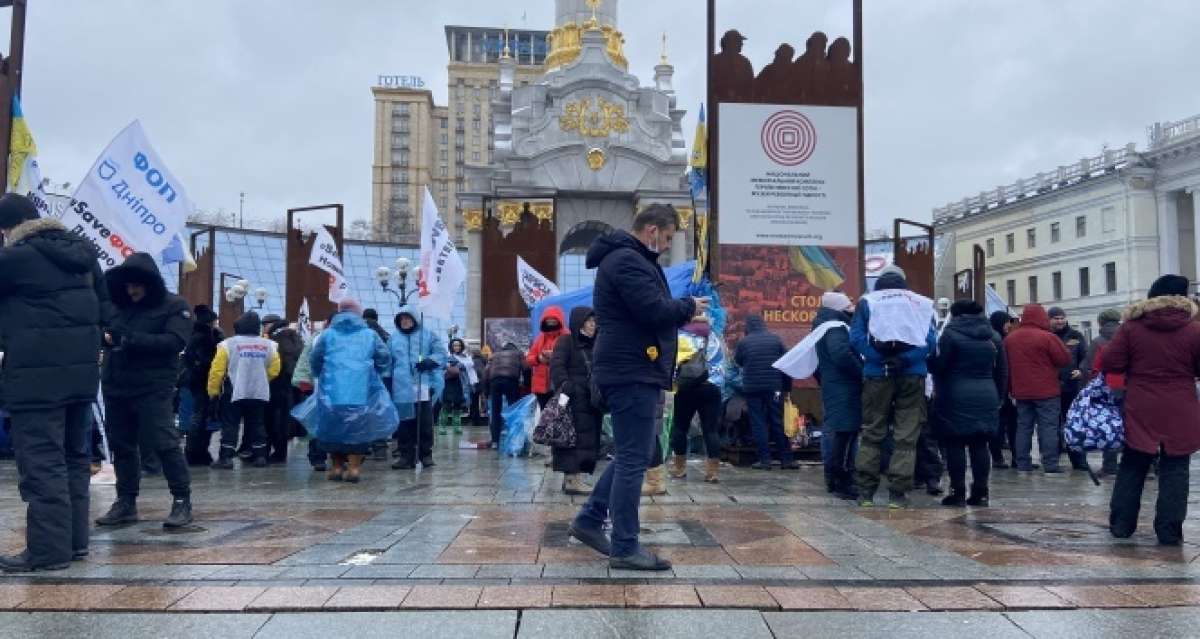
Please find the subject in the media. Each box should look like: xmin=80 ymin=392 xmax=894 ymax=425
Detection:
xmin=483 ymin=343 xmax=523 ymax=447
xmin=95 ymin=252 xmax=193 ymax=529
xmin=1048 ymin=307 xmax=1089 ymax=471
xmin=262 ymin=314 xmax=304 ymax=462
xmin=735 ymin=315 xmax=798 ymax=470
xmin=0 ymin=194 xmax=107 ymax=572
xmin=568 ymin=205 xmax=703 ymax=571
xmin=182 ymin=305 xmax=222 ymax=466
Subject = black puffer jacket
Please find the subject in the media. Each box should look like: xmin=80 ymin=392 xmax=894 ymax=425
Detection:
xmin=102 ymin=252 xmax=191 ymax=398
xmin=0 ymin=218 xmax=107 ymax=410
xmin=485 ymin=345 xmax=524 ymax=382
xmin=587 ymin=230 xmax=694 ymax=389
xmin=182 ymin=321 xmax=223 ymax=392
xmin=813 ymin=306 xmax=863 ymax=432
xmin=932 ymin=313 xmax=1007 ymax=439
xmin=550 ymin=306 xmax=601 ymax=474
xmin=735 ymin=315 xmax=788 ymax=394
xmin=1054 ymin=324 xmax=1087 ymax=398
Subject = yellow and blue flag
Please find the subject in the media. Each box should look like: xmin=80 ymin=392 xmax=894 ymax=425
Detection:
xmin=789 ymin=245 xmax=846 ymax=291
xmin=8 ymin=95 xmax=41 ymax=195
xmin=688 ymin=103 xmax=706 ymax=198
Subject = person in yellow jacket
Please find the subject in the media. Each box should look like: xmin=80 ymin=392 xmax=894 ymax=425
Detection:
xmin=207 ymin=312 xmax=281 ymax=468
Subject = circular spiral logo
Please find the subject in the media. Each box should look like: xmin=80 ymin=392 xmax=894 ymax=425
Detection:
xmin=760 ymin=110 xmax=817 ymax=166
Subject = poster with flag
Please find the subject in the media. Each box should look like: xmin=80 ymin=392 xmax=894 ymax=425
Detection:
xmin=307 ymin=226 xmax=351 ymax=303
xmin=418 ymin=187 xmax=465 ymax=321
xmin=7 ymin=96 xmax=49 ymax=216
xmin=297 ymin=298 xmax=313 ymax=343
xmin=517 ymin=256 xmax=559 ymax=308
xmin=59 ymin=121 xmax=193 ymax=270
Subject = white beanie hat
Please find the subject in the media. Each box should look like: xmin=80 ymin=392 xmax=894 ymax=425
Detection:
xmin=821 ymin=291 xmax=852 ymax=312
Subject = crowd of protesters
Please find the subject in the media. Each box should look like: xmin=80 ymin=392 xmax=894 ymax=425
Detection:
xmin=4 ymin=190 xmax=1200 ymax=573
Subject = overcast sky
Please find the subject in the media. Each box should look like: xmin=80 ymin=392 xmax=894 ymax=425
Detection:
xmin=18 ymin=1 xmax=1200 ymax=233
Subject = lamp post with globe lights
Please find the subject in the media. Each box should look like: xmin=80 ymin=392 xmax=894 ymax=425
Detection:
xmin=376 ymin=256 xmax=422 ymax=308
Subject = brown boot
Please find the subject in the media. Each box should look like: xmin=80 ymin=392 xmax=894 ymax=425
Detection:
xmin=668 ymin=455 xmax=687 ymax=479
xmin=345 ymin=454 xmax=364 ymax=483
xmin=563 ymin=474 xmax=592 ymax=495
xmin=326 ymin=453 xmax=346 ymax=481
xmin=641 ymin=465 xmax=668 ymax=496
xmin=704 ymin=458 xmax=720 ymax=483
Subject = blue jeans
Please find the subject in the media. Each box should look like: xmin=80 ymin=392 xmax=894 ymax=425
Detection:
xmin=746 ymin=392 xmax=793 ymax=465
xmin=574 ymin=382 xmax=660 ymax=558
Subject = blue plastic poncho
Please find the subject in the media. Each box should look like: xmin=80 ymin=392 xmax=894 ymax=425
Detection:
xmin=388 ymin=305 xmax=446 ymax=421
xmin=292 ymin=312 xmax=397 ymax=445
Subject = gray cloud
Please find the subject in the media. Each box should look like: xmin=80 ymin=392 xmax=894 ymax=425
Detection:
xmin=21 ymin=1 xmax=1199 ymax=234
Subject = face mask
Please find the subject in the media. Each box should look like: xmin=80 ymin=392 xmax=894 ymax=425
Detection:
xmin=646 ymin=230 xmax=660 ymax=254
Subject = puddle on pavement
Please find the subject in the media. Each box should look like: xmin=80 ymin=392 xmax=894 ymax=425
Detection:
xmin=340 ymin=549 xmax=385 ymax=565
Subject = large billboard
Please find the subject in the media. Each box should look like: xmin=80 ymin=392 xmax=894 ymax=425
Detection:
xmin=718 ymin=103 xmax=862 ymax=348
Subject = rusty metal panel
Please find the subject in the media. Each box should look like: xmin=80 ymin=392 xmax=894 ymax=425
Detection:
xmin=893 ymin=219 xmax=935 ymax=298
xmin=480 ymin=203 xmax=555 ymax=335
xmin=178 ymin=228 xmax=215 ymax=310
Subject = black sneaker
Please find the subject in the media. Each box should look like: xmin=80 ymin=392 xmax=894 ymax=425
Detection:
xmin=163 ymin=498 xmax=193 ymax=529
xmin=750 ymin=461 xmax=772 ymax=471
xmin=391 ymin=458 xmax=416 ymax=470
xmin=95 ymin=499 xmax=138 ymax=526
xmin=567 ymin=522 xmax=612 ymax=556
xmin=72 ymin=548 xmax=88 ymax=561
xmin=419 ymin=456 xmax=436 ymax=468
xmin=609 ymin=547 xmax=672 ymax=571
xmin=0 ymin=551 xmax=68 ymax=574
xmin=210 ymin=456 xmax=234 ymax=470
xmin=941 ymin=493 xmax=966 ymax=507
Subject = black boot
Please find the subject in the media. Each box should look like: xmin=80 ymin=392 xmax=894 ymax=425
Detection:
xmin=163 ymin=498 xmax=193 ymax=529
xmin=0 ymin=551 xmax=68 ymax=573
xmin=419 ymin=456 xmax=436 ymax=468
xmin=941 ymin=491 xmax=966 ymax=507
xmin=832 ymin=471 xmax=859 ymax=500
xmin=966 ymin=484 xmax=990 ymax=507
xmin=925 ymin=478 xmax=944 ymax=496
xmin=210 ymin=453 xmax=234 ymax=470
xmin=95 ymin=498 xmax=138 ymax=526
xmin=391 ymin=456 xmax=415 ymax=470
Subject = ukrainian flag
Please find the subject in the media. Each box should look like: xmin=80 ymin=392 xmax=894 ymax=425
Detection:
xmin=8 ymin=95 xmax=39 ymax=193
xmin=790 ymin=245 xmax=846 ymax=291
xmin=688 ymin=104 xmax=706 ymax=198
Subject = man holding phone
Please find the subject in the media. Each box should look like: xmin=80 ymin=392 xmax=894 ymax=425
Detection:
xmin=567 ymin=204 xmax=704 ymax=571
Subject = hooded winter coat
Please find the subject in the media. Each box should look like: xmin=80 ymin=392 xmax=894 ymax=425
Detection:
xmin=101 ymin=252 xmax=191 ymax=398
xmin=1101 ymin=296 xmax=1200 ymax=456
xmin=849 ymin=271 xmax=937 ymax=378
xmin=527 ymin=306 xmax=567 ymax=394
xmin=550 ymin=306 xmax=601 ymax=474
xmin=389 ymin=305 xmax=445 ymax=413
xmin=182 ymin=320 xmax=223 ymax=392
xmin=267 ymin=323 xmax=305 ymax=383
xmin=735 ymin=315 xmax=788 ymax=394
xmin=0 ymin=218 xmax=107 ymax=410
xmin=1003 ymin=304 xmax=1071 ymax=401
xmin=485 ymin=344 xmax=524 ymax=382
xmin=1053 ymin=322 xmax=1087 ymax=398
xmin=813 ymin=306 xmax=863 ymax=432
xmin=586 ymin=230 xmax=695 ymax=389
xmin=932 ymin=313 xmax=1007 ymax=438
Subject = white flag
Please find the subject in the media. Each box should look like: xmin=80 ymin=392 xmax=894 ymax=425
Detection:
xmin=418 ymin=187 xmax=465 ymax=320
xmin=59 ymin=121 xmax=192 ymax=270
xmin=297 ymin=298 xmax=313 ymax=343
xmin=517 ymin=256 xmax=559 ymax=308
xmin=307 ymin=226 xmax=351 ymax=303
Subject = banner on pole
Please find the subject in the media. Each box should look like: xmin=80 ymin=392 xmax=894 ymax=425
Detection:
xmin=307 ymin=226 xmax=351 ymax=303
xmin=59 ymin=121 xmax=193 ymax=270
xmin=517 ymin=256 xmax=560 ymax=308
xmin=418 ymin=187 xmax=465 ymax=320
xmin=7 ymin=96 xmax=50 ymax=218
xmin=297 ymin=298 xmax=313 ymax=343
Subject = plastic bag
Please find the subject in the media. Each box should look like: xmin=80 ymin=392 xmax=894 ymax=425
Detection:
xmin=501 ymin=394 xmax=537 ymax=457
xmin=1064 ymin=376 xmax=1124 ymax=452
xmin=292 ymin=377 xmax=400 ymax=446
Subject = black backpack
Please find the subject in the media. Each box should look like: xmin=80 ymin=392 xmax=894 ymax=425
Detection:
xmin=676 ymin=335 xmax=710 ymax=391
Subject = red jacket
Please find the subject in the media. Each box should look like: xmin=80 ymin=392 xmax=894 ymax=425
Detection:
xmin=1003 ymin=304 xmax=1072 ymax=401
xmin=1102 ymin=295 xmax=1200 ymax=456
xmin=527 ymin=306 xmax=567 ymax=394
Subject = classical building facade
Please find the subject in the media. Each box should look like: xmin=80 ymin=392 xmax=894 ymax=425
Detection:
xmin=934 ymin=111 xmax=1200 ymax=339
xmin=459 ymin=0 xmax=692 ymax=339
xmin=370 ymin=27 xmax=548 ymax=241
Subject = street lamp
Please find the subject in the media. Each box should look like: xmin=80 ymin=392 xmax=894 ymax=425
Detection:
xmin=254 ymin=287 xmax=268 ymax=309
xmin=377 ymin=256 xmax=420 ymax=306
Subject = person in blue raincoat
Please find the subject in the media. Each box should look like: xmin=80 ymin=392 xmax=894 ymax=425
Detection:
xmin=306 ymin=298 xmax=395 ymax=483
xmin=389 ymin=305 xmax=445 ymax=470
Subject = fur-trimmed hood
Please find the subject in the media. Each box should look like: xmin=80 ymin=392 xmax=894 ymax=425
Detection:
xmin=1125 ymin=295 xmax=1197 ymax=332
xmin=5 ymin=217 xmax=97 ymax=275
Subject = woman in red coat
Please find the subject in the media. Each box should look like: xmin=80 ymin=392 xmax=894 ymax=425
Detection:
xmin=1103 ymin=275 xmax=1200 ymax=545
xmin=527 ymin=306 xmax=567 ymax=408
